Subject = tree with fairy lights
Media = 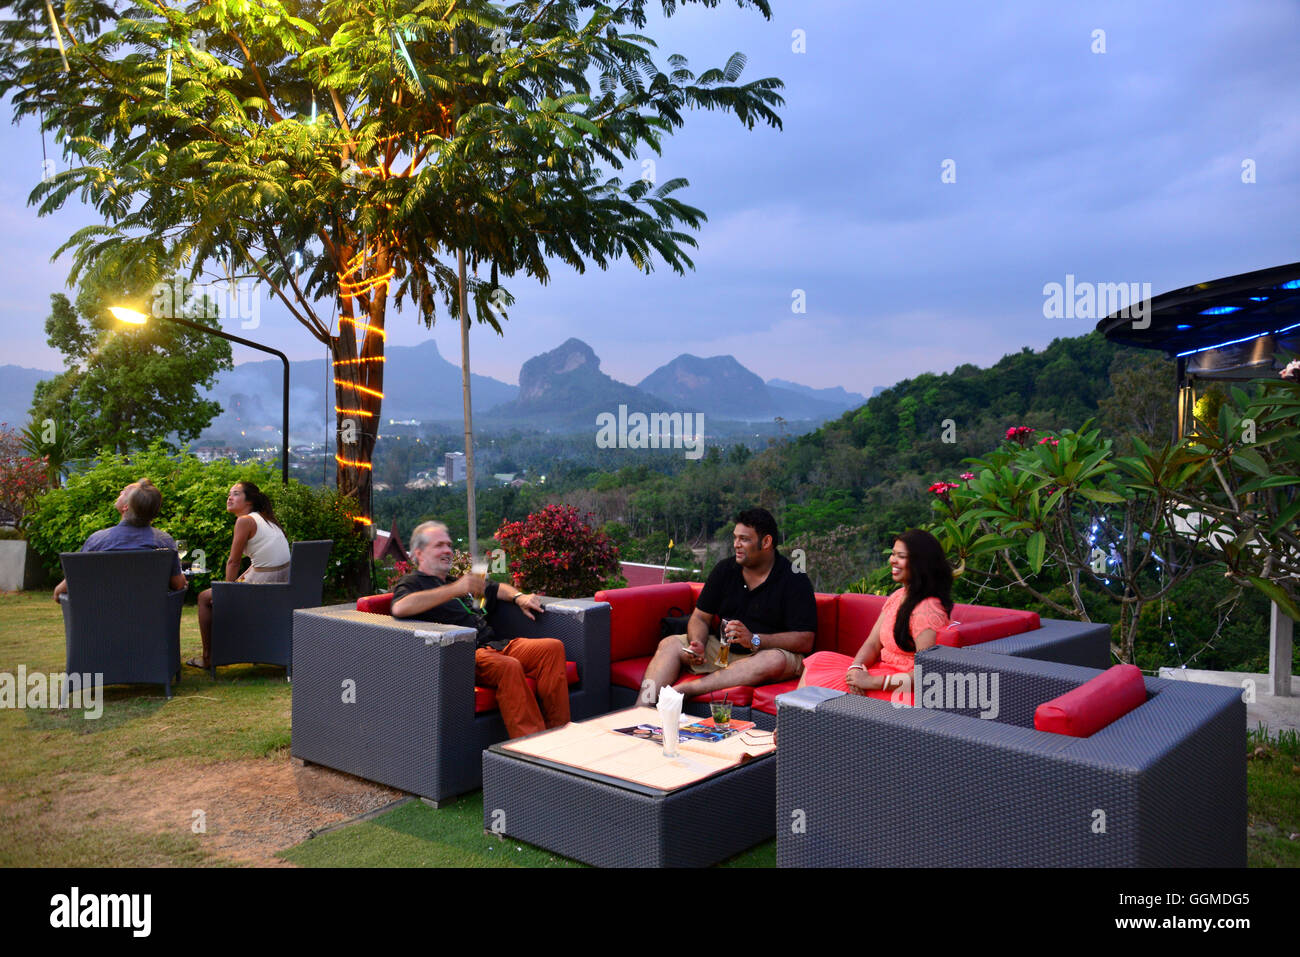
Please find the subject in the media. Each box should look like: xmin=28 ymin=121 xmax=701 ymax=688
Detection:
xmin=0 ymin=0 xmax=783 ymax=529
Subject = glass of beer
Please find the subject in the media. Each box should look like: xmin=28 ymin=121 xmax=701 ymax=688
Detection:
xmin=715 ymin=619 xmax=731 ymax=668
xmin=471 ymin=559 xmax=489 ymax=610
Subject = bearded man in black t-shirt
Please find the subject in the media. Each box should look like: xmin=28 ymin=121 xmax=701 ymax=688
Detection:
xmin=639 ymin=508 xmax=817 ymax=706
xmin=391 ymin=521 xmax=569 ymax=739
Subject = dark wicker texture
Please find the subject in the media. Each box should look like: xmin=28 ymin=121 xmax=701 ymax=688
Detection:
xmin=775 ymin=646 xmax=1246 ymax=868
xmin=59 ymin=550 xmax=185 ymax=698
xmin=482 ymin=747 xmax=776 ymax=867
xmin=209 ymin=539 xmax=332 ymax=678
xmin=290 ymin=597 xmax=611 ymax=803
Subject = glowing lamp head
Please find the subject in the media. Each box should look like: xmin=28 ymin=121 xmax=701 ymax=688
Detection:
xmin=110 ymin=306 xmax=150 ymax=325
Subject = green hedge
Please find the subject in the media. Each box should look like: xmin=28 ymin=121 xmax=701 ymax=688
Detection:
xmin=26 ymin=442 xmax=368 ymax=596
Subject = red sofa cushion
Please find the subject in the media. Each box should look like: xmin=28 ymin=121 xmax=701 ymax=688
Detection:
xmin=752 ymin=679 xmax=801 ymax=715
xmin=610 ymin=656 xmax=653 ymax=691
xmin=937 ymin=605 xmax=1040 ymax=647
xmin=1033 ymin=664 xmax=1146 ymax=737
xmin=475 ymin=660 xmax=580 ymax=714
xmin=357 ymin=593 xmax=394 ymax=614
xmin=595 ymin=582 xmax=698 ymax=663
xmin=811 ymin=593 xmax=840 ymax=654
xmin=835 ymin=593 xmax=887 ymax=657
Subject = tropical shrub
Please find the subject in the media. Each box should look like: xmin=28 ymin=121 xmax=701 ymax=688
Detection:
xmin=26 ymin=442 xmax=367 ymax=594
xmin=494 ymin=505 xmax=620 ymax=597
xmin=0 ymin=425 xmax=49 ymax=530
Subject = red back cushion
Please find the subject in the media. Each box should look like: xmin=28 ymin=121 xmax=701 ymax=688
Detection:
xmin=357 ymin=593 xmax=393 ymax=615
xmin=688 ymin=581 xmax=705 ymax=602
xmin=1033 ymin=664 xmax=1147 ymax=737
xmin=594 ymin=582 xmax=697 ymax=662
xmin=834 ymin=594 xmax=888 ymax=657
xmin=937 ymin=608 xmax=1041 ymax=647
xmin=813 ymin=593 xmax=840 ymax=653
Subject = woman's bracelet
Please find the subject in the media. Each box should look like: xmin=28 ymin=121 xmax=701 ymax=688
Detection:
xmin=847 ymin=664 xmax=866 ymax=673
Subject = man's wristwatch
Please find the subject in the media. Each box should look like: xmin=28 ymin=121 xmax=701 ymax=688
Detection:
xmin=750 ymin=634 xmax=761 ymax=650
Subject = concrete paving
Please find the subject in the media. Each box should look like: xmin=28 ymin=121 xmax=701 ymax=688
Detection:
xmin=1157 ymin=667 xmax=1300 ymax=736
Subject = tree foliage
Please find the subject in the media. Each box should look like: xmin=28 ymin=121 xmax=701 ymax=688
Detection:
xmin=30 ymin=283 xmax=232 ymax=456
xmin=0 ymin=0 xmax=783 ymax=510
xmin=26 ymin=442 xmax=367 ymax=596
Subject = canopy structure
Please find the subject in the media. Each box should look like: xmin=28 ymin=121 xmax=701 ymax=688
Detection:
xmin=1098 ymin=262 xmax=1299 ymax=696
xmin=1097 ymin=262 xmax=1300 ymax=438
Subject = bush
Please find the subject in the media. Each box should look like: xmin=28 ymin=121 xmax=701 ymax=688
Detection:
xmin=494 ymin=504 xmax=620 ymax=598
xmin=0 ymin=425 xmax=50 ymax=530
xmin=26 ymin=442 xmax=368 ymax=595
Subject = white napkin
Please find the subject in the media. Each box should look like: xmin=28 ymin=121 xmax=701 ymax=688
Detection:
xmin=657 ymin=685 xmax=684 ymax=757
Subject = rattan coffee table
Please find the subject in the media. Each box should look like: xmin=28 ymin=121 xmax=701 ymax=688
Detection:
xmin=481 ymin=707 xmax=776 ymax=867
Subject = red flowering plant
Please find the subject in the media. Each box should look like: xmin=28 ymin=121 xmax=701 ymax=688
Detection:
xmin=0 ymin=425 xmax=50 ymax=532
xmin=494 ymin=504 xmax=620 ymax=597
xmin=1004 ymin=425 xmax=1036 ymax=447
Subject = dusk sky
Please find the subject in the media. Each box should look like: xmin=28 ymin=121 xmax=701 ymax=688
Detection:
xmin=3 ymin=1 xmax=1297 ymax=398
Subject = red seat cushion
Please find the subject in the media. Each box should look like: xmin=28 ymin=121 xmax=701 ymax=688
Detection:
xmin=357 ymin=593 xmax=394 ymax=615
xmin=475 ymin=660 xmax=580 ymax=713
xmin=610 ymin=656 xmax=654 ymax=690
xmin=1033 ymin=664 xmax=1147 ymax=737
xmin=751 ymin=679 xmax=801 ymax=715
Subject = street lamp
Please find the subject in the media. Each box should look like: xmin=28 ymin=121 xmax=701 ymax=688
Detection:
xmin=110 ymin=306 xmax=291 ymax=484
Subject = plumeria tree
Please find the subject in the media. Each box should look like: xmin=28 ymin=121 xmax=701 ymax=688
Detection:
xmin=0 ymin=0 xmax=783 ymax=519
xmin=927 ymin=422 xmax=1221 ymax=662
xmin=1163 ymin=360 xmax=1300 ymax=620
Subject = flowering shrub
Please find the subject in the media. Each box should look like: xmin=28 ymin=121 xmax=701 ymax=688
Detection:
xmin=0 ymin=425 xmax=50 ymax=530
xmin=494 ymin=504 xmax=620 ymax=597
xmin=1005 ymin=425 xmax=1036 ymax=446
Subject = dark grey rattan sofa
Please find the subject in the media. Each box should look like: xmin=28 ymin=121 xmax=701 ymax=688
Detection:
xmin=776 ymin=646 xmax=1246 ymax=867
xmin=289 ymin=597 xmax=610 ymax=804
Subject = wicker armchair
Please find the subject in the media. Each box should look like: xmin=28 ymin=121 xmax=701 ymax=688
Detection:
xmin=208 ymin=539 xmax=332 ymax=679
xmin=776 ymin=646 xmax=1246 ymax=867
xmin=59 ymin=550 xmax=186 ymax=698
xmin=290 ymin=596 xmax=610 ymax=804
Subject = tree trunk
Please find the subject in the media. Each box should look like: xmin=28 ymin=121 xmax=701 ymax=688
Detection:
xmin=331 ymin=242 xmax=388 ymax=523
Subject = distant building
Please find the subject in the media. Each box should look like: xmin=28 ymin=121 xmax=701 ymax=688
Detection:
xmin=194 ymin=447 xmax=238 ymax=463
xmin=444 ymin=451 xmax=467 ymax=483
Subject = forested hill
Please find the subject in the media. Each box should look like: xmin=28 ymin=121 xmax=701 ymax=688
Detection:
xmin=553 ymin=332 xmax=1173 ymax=565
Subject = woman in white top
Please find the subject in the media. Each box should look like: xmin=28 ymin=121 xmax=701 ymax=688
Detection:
xmin=188 ymin=481 xmax=292 ymax=670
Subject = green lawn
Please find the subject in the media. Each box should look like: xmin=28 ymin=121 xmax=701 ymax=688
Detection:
xmin=0 ymin=590 xmax=1294 ymax=867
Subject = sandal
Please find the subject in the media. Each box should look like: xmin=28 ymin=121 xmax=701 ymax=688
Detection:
xmin=185 ymin=656 xmax=210 ymax=670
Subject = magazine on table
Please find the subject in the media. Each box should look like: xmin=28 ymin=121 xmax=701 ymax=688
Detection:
xmin=612 ymin=717 xmax=756 ymax=745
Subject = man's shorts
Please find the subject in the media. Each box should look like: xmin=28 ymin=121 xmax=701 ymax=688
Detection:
xmin=673 ymin=634 xmax=804 ymax=680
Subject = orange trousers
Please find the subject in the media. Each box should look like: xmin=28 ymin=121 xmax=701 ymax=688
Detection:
xmin=475 ymin=637 xmax=571 ymax=739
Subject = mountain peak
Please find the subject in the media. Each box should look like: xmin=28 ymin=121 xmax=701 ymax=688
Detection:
xmin=517 ymin=338 xmax=603 ymax=402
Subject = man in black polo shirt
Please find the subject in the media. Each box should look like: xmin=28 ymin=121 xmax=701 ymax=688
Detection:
xmin=639 ymin=508 xmax=816 ymax=705
xmin=391 ymin=520 xmax=569 ymax=739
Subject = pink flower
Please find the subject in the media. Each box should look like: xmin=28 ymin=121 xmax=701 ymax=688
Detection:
xmin=1037 ymin=436 xmax=1059 ymax=447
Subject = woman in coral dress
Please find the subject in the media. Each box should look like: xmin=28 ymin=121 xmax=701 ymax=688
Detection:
xmin=799 ymin=529 xmax=953 ymax=705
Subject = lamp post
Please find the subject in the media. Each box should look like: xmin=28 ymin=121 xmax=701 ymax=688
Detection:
xmin=110 ymin=307 xmax=291 ymax=484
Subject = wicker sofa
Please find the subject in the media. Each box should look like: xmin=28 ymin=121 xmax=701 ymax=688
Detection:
xmin=775 ymin=646 xmax=1247 ymax=867
xmin=593 ymin=581 xmax=1111 ymax=728
xmin=289 ymin=596 xmax=609 ymax=804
